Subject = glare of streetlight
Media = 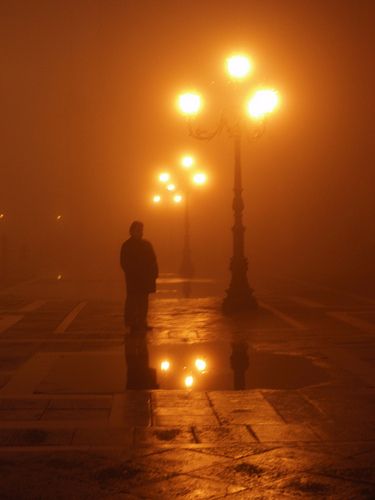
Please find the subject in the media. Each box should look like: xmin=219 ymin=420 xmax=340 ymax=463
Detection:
xmin=160 ymin=360 xmax=170 ymax=371
xmin=226 ymin=54 xmax=252 ymax=79
xmin=153 ymin=195 xmax=161 ymax=203
xmin=159 ymin=172 xmax=170 ymax=183
xmin=195 ymin=358 xmax=207 ymax=372
xmin=247 ymin=89 xmax=279 ymax=119
xmin=192 ymin=172 xmax=207 ymax=185
xmin=184 ymin=375 xmax=194 ymax=388
xmin=178 ymin=92 xmax=202 ymax=115
xmin=181 ymin=155 xmax=195 ymax=168
xmin=167 ymin=183 xmax=176 ymax=191
xmin=173 ymin=194 xmax=183 ymax=203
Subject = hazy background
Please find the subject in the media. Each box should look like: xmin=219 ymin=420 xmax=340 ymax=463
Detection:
xmin=1 ymin=0 xmax=374 ymax=289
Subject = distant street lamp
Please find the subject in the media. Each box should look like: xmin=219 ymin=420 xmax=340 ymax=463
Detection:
xmin=152 ymin=158 xmax=207 ymax=278
xmin=177 ymin=53 xmax=279 ymax=313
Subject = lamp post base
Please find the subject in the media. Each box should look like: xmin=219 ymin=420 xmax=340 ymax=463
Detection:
xmin=179 ymin=257 xmax=194 ymax=279
xmin=222 ymin=287 xmax=257 ymax=314
xmin=222 ymin=257 xmax=258 ymax=314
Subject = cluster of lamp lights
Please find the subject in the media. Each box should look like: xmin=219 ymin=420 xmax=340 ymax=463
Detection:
xmin=152 ymin=155 xmax=207 ymax=205
xmin=177 ymin=54 xmax=278 ymax=119
xmin=0 ymin=214 xmax=64 ymax=221
xmin=160 ymin=357 xmax=207 ymax=388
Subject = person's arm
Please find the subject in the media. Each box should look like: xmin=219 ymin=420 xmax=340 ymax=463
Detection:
xmin=151 ymin=245 xmax=158 ymax=280
xmin=146 ymin=242 xmax=158 ymax=279
xmin=120 ymin=243 xmax=126 ymax=272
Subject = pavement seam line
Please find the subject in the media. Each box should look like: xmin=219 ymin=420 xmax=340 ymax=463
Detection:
xmin=326 ymin=310 xmax=375 ymax=334
xmin=288 ymin=296 xmax=325 ymax=308
xmin=19 ymin=300 xmax=46 ymax=313
xmin=54 ymin=301 xmax=88 ymax=333
xmin=191 ymin=426 xmax=200 ymax=443
xmin=205 ymin=392 xmax=223 ymax=425
xmin=245 ymin=424 xmax=260 ymax=442
xmin=0 ymin=315 xmax=24 ymax=334
xmin=260 ymin=391 xmax=287 ymax=423
xmin=258 ymin=300 xmax=306 ymax=330
xmin=297 ymin=390 xmax=330 ymax=419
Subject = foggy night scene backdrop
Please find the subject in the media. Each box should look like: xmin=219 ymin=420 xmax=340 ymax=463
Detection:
xmin=1 ymin=0 xmax=374 ymax=295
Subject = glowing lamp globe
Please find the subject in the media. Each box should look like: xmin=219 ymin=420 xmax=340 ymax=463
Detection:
xmin=159 ymin=172 xmax=170 ymax=183
xmin=178 ymin=92 xmax=202 ymax=115
xmin=193 ymin=172 xmax=207 ymax=185
xmin=227 ymin=54 xmax=252 ymax=79
xmin=248 ymin=89 xmax=279 ymax=119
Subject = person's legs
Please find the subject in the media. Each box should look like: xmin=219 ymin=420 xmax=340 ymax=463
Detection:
xmin=126 ymin=292 xmax=149 ymax=332
xmin=138 ymin=293 xmax=149 ymax=329
xmin=124 ymin=292 xmax=136 ymax=328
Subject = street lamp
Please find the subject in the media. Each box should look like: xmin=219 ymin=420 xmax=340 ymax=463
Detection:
xmin=153 ymin=159 xmax=207 ymax=279
xmin=177 ymin=53 xmax=279 ymax=313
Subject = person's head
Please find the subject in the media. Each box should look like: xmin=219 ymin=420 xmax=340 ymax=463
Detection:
xmin=129 ymin=220 xmax=143 ymax=239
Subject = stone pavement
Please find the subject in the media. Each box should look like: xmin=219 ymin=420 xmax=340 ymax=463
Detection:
xmin=0 ymin=276 xmax=374 ymax=498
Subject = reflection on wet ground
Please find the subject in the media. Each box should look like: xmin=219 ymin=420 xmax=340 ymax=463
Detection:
xmin=156 ymin=277 xmax=217 ymax=298
xmin=124 ymin=336 xmax=329 ymax=391
xmin=125 ymin=277 xmax=331 ymax=391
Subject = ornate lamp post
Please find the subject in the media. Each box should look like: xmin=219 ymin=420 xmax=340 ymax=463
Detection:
xmin=177 ymin=54 xmax=278 ymax=313
xmin=152 ymin=158 xmax=207 ymax=279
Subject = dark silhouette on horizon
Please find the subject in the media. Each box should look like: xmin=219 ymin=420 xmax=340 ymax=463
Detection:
xmin=120 ymin=221 xmax=158 ymax=333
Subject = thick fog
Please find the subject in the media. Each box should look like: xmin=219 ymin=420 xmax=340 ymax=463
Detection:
xmin=1 ymin=0 xmax=374 ymax=290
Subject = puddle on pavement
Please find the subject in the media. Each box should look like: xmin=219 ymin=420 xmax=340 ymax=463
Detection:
xmin=124 ymin=338 xmax=329 ymax=391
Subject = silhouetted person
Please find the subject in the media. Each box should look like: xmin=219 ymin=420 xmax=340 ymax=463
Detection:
xmin=120 ymin=221 xmax=158 ymax=332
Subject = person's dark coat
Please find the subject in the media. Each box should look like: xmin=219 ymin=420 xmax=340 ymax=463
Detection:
xmin=120 ymin=238 xmax=158 ymax=293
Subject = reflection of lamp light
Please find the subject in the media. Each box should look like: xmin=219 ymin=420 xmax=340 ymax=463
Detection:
xmin=153 ymin=195 xmax=161 ymax=203
xmin=0 ymin=214 xmax=4 ymax=219
xmin=166 ymin=183 xmax=176 ymax=191
xmin=159 ymin=172 xmax=170 ymax=183
xmin=57 ymin=274 xmax=62 ymax=280
xmin=184 ymin=375 xmax=194 ymax=388
xmin=160 ymin=360 xmax=170 ymax=371
xmin=195 ymin=358 xmax=207 ymax=372
xmin=56 ymin=215 xmax=62 ymax=221
xmin=173 ymin=194 xmax=183 ymax=203
xmin=181 ymin=155 xmax=195 ymax=168
xmin=193 ymin=172 xmax=207 ymax=185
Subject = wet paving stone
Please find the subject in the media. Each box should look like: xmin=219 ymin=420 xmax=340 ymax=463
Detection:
xmin=134 ymin=427 xmax=195 ymax=445
xmin=0 ymin=281 xmax=374 ymax=497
